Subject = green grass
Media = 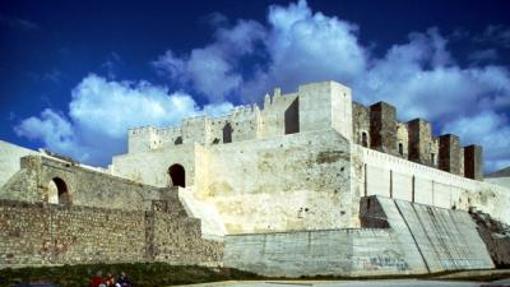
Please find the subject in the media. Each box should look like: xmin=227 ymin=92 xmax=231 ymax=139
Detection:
xmin=1 ymin=264 xmax=509 ymax=287
xmin=0 ymin=262 xmax=262 ymax=287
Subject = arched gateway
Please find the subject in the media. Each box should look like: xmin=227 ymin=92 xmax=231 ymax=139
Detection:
xmin=168 ymin=164 xmax=185 ymax=188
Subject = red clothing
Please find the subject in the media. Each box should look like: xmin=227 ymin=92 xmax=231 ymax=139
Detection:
xmin=89 ymin=276 xmax=104 ymax=287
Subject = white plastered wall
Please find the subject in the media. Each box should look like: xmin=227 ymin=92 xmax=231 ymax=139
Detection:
xmin=352 ymin=144 xmax=510 ymax=225
xmin=0 ymin=140 xmax=38 ymax=189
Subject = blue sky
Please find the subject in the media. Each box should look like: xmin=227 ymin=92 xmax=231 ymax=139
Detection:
xmin=1 ymin=0 xmax=510 ymax=172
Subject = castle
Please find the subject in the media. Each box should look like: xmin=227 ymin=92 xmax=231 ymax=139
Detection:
xmin=1 ymin=81 xmax=509 ymax=277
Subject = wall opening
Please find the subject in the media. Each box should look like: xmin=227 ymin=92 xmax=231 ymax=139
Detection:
xmin=398 ymin=143 xmax=404 ymax=156
xmin=174 ymin=136 xmax=183 ymax=145
xmin=168 ymin=164 xmax=185 ymax=188
xmin=48 ymin=177 xmax=71 ymax=205
xmin=284 ymin=97 xmax=299 ymax=134
xmin=361 ymin=132 xmax=368 ymax=147
xmin=223 ymin=122 xmax=233 ymax=143
xmin=431 ymin=153 xmax=436 ymax=165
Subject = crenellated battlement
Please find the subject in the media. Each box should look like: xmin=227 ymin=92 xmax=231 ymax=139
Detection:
xmin=351 ymin=100 xmax=483 ymax=180
xmin=126 ymin=80 xmax=482 ymax=180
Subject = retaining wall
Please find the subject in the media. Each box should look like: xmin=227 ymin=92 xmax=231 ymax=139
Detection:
xmin=0 ymin=199 xmax=223 ymax=268
xmin=224 ymin=196 xmax=494 ymax=277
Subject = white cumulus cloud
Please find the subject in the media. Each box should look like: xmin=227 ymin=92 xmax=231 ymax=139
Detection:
xmin=153 ymin=19 xmax=266 ymax=102
xmin=15 ymin=74 xmax=233 ymax=165
xmin=16 ymin=0 xmax=510 ymax=172
xmin=153 ymin=0 xmax=510 ymax=172
xmin=442 ymin=111 xmax=510 ymax=172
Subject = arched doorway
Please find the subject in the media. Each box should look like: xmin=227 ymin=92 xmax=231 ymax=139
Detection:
xmin=168 ymin=164 xmax=185 ymax=188
xmin=48 ymin=177 xmax=71 ymax=205
xmin=398 ymin=143 xmax=404 ymax=156
xmin=361 ymin=132 xmax=368 ymax=147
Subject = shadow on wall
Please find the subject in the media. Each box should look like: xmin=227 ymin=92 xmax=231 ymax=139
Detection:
xmin=223 ymin=123 xmax=233 ymax=143
xmin=284 ymin=97 xmax=299 ymax=135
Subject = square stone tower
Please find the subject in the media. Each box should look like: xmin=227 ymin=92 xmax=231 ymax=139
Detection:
xmin=407 ymin=118 xmax=433 ymax=165
xmin=370 ymin=101 xmax=397 ymax=154
xmin=439 ymin=134 xmax=462 ymax=175
xmin=298 ymin=81 xmax=353 ymax=141
xmin=464 ymin=144 xmax=483 ymax=180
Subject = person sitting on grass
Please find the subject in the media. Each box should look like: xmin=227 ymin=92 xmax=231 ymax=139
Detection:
xmin=116 ymin=272 xmax=132 ymax=287
xmin=89 ymin=270 xmax=105 ymax=287
xmin=104 ymin=272 xmax=116 ymax=287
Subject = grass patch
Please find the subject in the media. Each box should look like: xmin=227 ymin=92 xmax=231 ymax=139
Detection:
xmin=0 ymin=262 xmax=262 ymax=287
xmin=1 ymin=264 xmax=509 ymax=287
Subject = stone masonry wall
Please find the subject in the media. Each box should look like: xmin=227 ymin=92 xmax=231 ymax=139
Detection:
xmin=0 ymin=155 xmax=162 ymax=210
xmin=439 ymin=134 xmax=461 ymax=175
xmin=0 ymin=199 xmax=223 ymax=268
xmin=350 ymin=102 xmax=481 ymax=180
xmin=123 ymin=80 xmax=482 ymax=181
xmin=464 ymin=145 xmax=483 ymax=180
xmin=370 ymin=102 xmax=397 ymax=154
xmin=407 ymin=119 xmax=433 ymax=166
xmin=352 ymin=102 xmax=370 ymax=147
xmin=148 ymin=210 xmax=223 ymax=265
xmin=195 ymin=128 xmax=354 ymax=233
xmin=0 ymin=200 xmax=145 ymax=267
xmin=396 ymin=122 xmax=409 ymax=158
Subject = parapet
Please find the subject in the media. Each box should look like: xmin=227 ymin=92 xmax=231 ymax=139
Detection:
xmin=123 ymin=80 xmax=485 ymax=181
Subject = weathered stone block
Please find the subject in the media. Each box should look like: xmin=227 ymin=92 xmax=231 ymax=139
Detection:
xmin=352 ymin=102 xmax=370 ymax=147
xmin=407 ymin=118 xmax=433 ymax=165
xmin=370 ymin=102 xmax=397 ymax=154
xmin=464 ymin=145 xmax=483 ymax=180
xmin=439 ymin=134 xmax=462 ymax=175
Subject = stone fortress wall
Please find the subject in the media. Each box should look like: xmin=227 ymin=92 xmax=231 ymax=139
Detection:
xmin=352 ymin=145 xmax=510 ymax=225
xmin=115 ymin=128 xmax=355 ymax=235
xmin=223 ymin=196 xmax=494 ymax=277
xmin=126 ymin=82 xmax=349 ymax=155
xmin=352 ymin=102 xmax=480 ymax=179
xmin=113 ymin=81 xmax=509 ymax=233
xmin=0 ymin=144 xmax=223 ymax=268
xmin=0 ymin=154 xmax=161 ymax=210
xmin=128 ymin=82 xmax=481 ymax=181
xmin=0 ymin=199 xmax=223 ymax=268
xmin=1 ymin=80 xmax=509 ymax=276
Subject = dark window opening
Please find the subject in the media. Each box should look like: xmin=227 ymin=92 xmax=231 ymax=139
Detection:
xmin=174 ymin=136 xmax=183 ymax=145
xmin=431 ymin=153 xmax=436 ymax=165
xmin=361 ymin=132 xmax=368 ymax=147
xmin=398 ymin=143 xmax=404 ymax=156
xmin=168 ymin=164 xmax=185 ymax=188
xmin=223 ymin=122 xmax=233 ymax=143
xmin=284 ymin=98 xmax=299 ymax=134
